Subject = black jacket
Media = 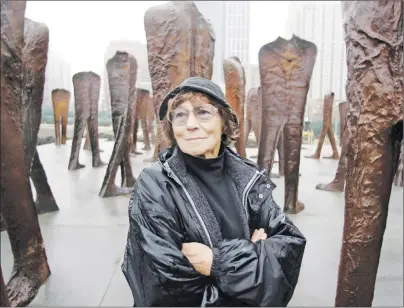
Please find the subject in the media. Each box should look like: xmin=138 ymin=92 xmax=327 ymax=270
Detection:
xmin=122 ymin=145 xmax=306 ymax=307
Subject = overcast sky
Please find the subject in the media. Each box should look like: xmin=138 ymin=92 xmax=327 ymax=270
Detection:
xmin=26 ymin=1 xmax=290 ymax=75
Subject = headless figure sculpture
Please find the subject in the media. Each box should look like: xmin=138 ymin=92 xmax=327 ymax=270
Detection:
xmin=316 ymin=101 xmax=348 ymax=192
xmin=52 ymin=88 xmax=70 ymax=145
xmin=134 ymin=88 xmax=153 ymax=151
xmin=258 ymin=35 xmax=317 ymax=214
xmin=1 ymin=2 xmax=51 ymax=306
xmin=306 ymin=92 xmax=339 ymax=159
xmin=144 ymin=1 xmax=215 ymax=161
xmin=245 ymin=86 xmax=285 ymax=176
xmin=22 ymin=18 xmax=59 ymax=214
xmin=99 ymin=51 xmax=137 ymax=198
xmin=335 ymin=2 xmax=403 ymax=306
xmin=68 ymin=72 xmax=105 ymax=170
xmin=223 ymin=56 xmax=247 ymax=157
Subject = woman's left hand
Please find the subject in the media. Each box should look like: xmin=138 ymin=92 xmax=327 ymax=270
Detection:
xmin=182 ymin=242 xmax=213 ymax=276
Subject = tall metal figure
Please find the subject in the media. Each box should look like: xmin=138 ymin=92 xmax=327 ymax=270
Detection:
xmin=223 ymin=56 xmax=247 ymax=157
xmin=52 ymin=88 xmax=70 ymax=145
xmin=305 ymin=92 xmax=339 ymax=159
xmin=336 ymin=1 xmax=403 ymax=306
xmin=258 ymin=35 xmax=317 ymax=214
xmin=99 ymin=51 xmax=137 ymax=198
xmin=144 ymin=1 xmax=215 ymax=161
xmin=22 ymin=18 xmax=59 ymax=214
xmin=68 ymin=71 xmax=105 ymax=170
xmin=316 ymin=101 xmax=348 ymax=192
xmin=1 ymin=2 xmax=51 ymax=306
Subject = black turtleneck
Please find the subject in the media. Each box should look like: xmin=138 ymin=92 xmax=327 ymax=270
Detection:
xmin=182 ymin=146 xmax=244 ymax=240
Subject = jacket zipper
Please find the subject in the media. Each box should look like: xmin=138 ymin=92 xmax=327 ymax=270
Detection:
xmin=242 ymin=170 xmax=264 ymax=221
xmin=163 ymin=162 xmax=214 ymax=248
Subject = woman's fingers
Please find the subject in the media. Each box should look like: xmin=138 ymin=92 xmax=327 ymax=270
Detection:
xmin=251 ymin=228 xmax=265 ymax=243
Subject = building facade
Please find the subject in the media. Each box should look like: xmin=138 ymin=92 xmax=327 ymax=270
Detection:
xmin=285 ymin=1 xmax=347 ymax=103
xmin=194 ymin=1 xmax=251 ymax=86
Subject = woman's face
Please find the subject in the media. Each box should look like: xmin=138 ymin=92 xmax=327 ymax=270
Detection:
xmin=171 ymin=96 xmax=223 ymax=158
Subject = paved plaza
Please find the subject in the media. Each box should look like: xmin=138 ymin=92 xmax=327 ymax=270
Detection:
xmin=1 ymin=139 xmax=403 ymax=306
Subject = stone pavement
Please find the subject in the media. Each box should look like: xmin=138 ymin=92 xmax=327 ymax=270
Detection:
xmin=1 ymin=140 xmax=402 ymax=306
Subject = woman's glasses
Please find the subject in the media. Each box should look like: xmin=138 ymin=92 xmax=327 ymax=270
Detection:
xmin=168 ymin=105 xmax=218 ymax=126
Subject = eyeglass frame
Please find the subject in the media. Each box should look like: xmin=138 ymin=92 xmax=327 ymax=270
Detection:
xmin=168 ymin=104 xmax=219 ymax=126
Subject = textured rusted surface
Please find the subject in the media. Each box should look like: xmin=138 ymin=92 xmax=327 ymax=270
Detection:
xmin=258 ymin=35 xmax=317 ymax=214
xmin=99 ymin=51 xmax=137 ymax=198
xmin=339 ymin=101 xmax=348 ymax=146
xmin=316 ymin=101 xmax=349 ymax=192
xmin=68 ymin=72 xmax=105 ymax=170
xmin=245 ymin=87 xmax=262 ymax=144
xmin=22 ymin=18 xmax=59 ymax=214
xmin=394 ymin=139 xmax=404 ymax=186
xmin=223 ymin=56 xmax=246 ymax=157
xmin=306 ymin=92 xmax=339 ymax=159
xmin=0 ymin=266 xmax=10 ymax=307
xmin=135 ymin=88 xmax=153 ymax=151
xmin=1 ymin=2 xmax=51 ymax=306
xmin=336 ymin=1 xmax=403 ymax=306
xmin=51 ymin=89 xmax=70 ymax=145
xmin=145 ymin=1 xmax=215 ymax=161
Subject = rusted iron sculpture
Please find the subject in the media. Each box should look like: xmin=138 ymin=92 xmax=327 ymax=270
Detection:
xmin=22 ymin=18 xmax=59 ymax=214
xmin=335 ymin=1 xmax=403 ymax=306
xmin=223 ymin=56 xmax=247 ymax=157
xmin=316 ymin=101 xmax=348 ymax=192
xmin=68 ymin=72 xmax=105 ymax=170
xmin=0 ymin=266 xmax=9 ymax=307
xmin=339 ymin=101 xmax=348 ymax=146
xmin=306 ymin=92 xmax=339 ymax=159
xmin=1 ymin=1 xmax=51 ymax=306
xmin=133 ymin=88 xmax=154 ymax=151
xmin=244 ymin=86 xmax=285 ymax=176
xmin=258 ymin=35 xmax=317 ymax=214
xmin=52 ymin=88 xmax=70 ymax=145
xmin=144 ymin=1 xmax=215 ymax=161
xmin=394 ymin=140 xmax=404 ymax=187
xmin=99 ymin=51 xmax=137 ymax=198
xmin=127 ymin=92 xmax=141 ymax=156
xmin=245 ymin=87 xmax=262 ymax=145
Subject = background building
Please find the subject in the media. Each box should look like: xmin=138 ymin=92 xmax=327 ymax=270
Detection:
xmin=285 ymin=1 xmax=347 ymax=102
xmin=285 ymin=1 xmax=346 ymax=131
xmin=194 ymin=1 xmax=251 ymax=86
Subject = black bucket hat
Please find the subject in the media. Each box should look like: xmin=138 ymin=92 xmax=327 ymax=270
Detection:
xmin=158 ymin=77 xmax=239 ymax=127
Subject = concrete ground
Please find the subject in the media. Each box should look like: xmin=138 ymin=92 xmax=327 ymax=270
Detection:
xmin=1 ymin=139 xmax=402 ymax=306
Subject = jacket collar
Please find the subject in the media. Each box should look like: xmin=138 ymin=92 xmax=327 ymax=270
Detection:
xmin=158 ymin=145 xmax=266 ymax=245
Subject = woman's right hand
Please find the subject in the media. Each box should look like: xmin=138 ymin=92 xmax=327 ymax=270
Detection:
xmin=251 ymin=228 xmax=267 ymax=243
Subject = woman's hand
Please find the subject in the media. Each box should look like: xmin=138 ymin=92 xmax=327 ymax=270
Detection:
xmin=182 ymin=242 xmax=213 ymax=276
xmin=251 ymin=228 xmax=267 ymax=243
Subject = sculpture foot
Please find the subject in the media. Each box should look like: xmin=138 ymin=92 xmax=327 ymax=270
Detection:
xmin=305 ymin=153 xmax=320 ymax=159
xmin=7 ymin=262 xmax=50 ymax=307
xmin=249 ymin=154 xmax=258 ymax=159
xmin=92 ymin=158 xmax=106 ymax=168
xmin=35 ymin=196 xmax=59 ymax=214
xmin=99 ymin=185 xmax=133 ymax=198
xmin=123 ymin=177 xmax=136 ymax=188
xmin=284 ymin=201 xmax=305 ymax=214
xmin=142 ymin=146 xmax=151 ymax=151
xmin=269 ymin=173 xmax=281 ymax=178
xmin=322 ymin=153 xmax=339 ymax=160
xmin=68 ymin=162 xmax=85 ymax=171
xmin=316 ymin=181 xmax=344 ymax=192
xmin=143 ymin=156 xmax=157 ymax=163
xmin=133 ymin=150 xmax=143 ymax=155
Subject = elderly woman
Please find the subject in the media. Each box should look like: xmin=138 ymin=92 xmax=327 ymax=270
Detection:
xmin=122 ymin=77 xmax=306 ymax=307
